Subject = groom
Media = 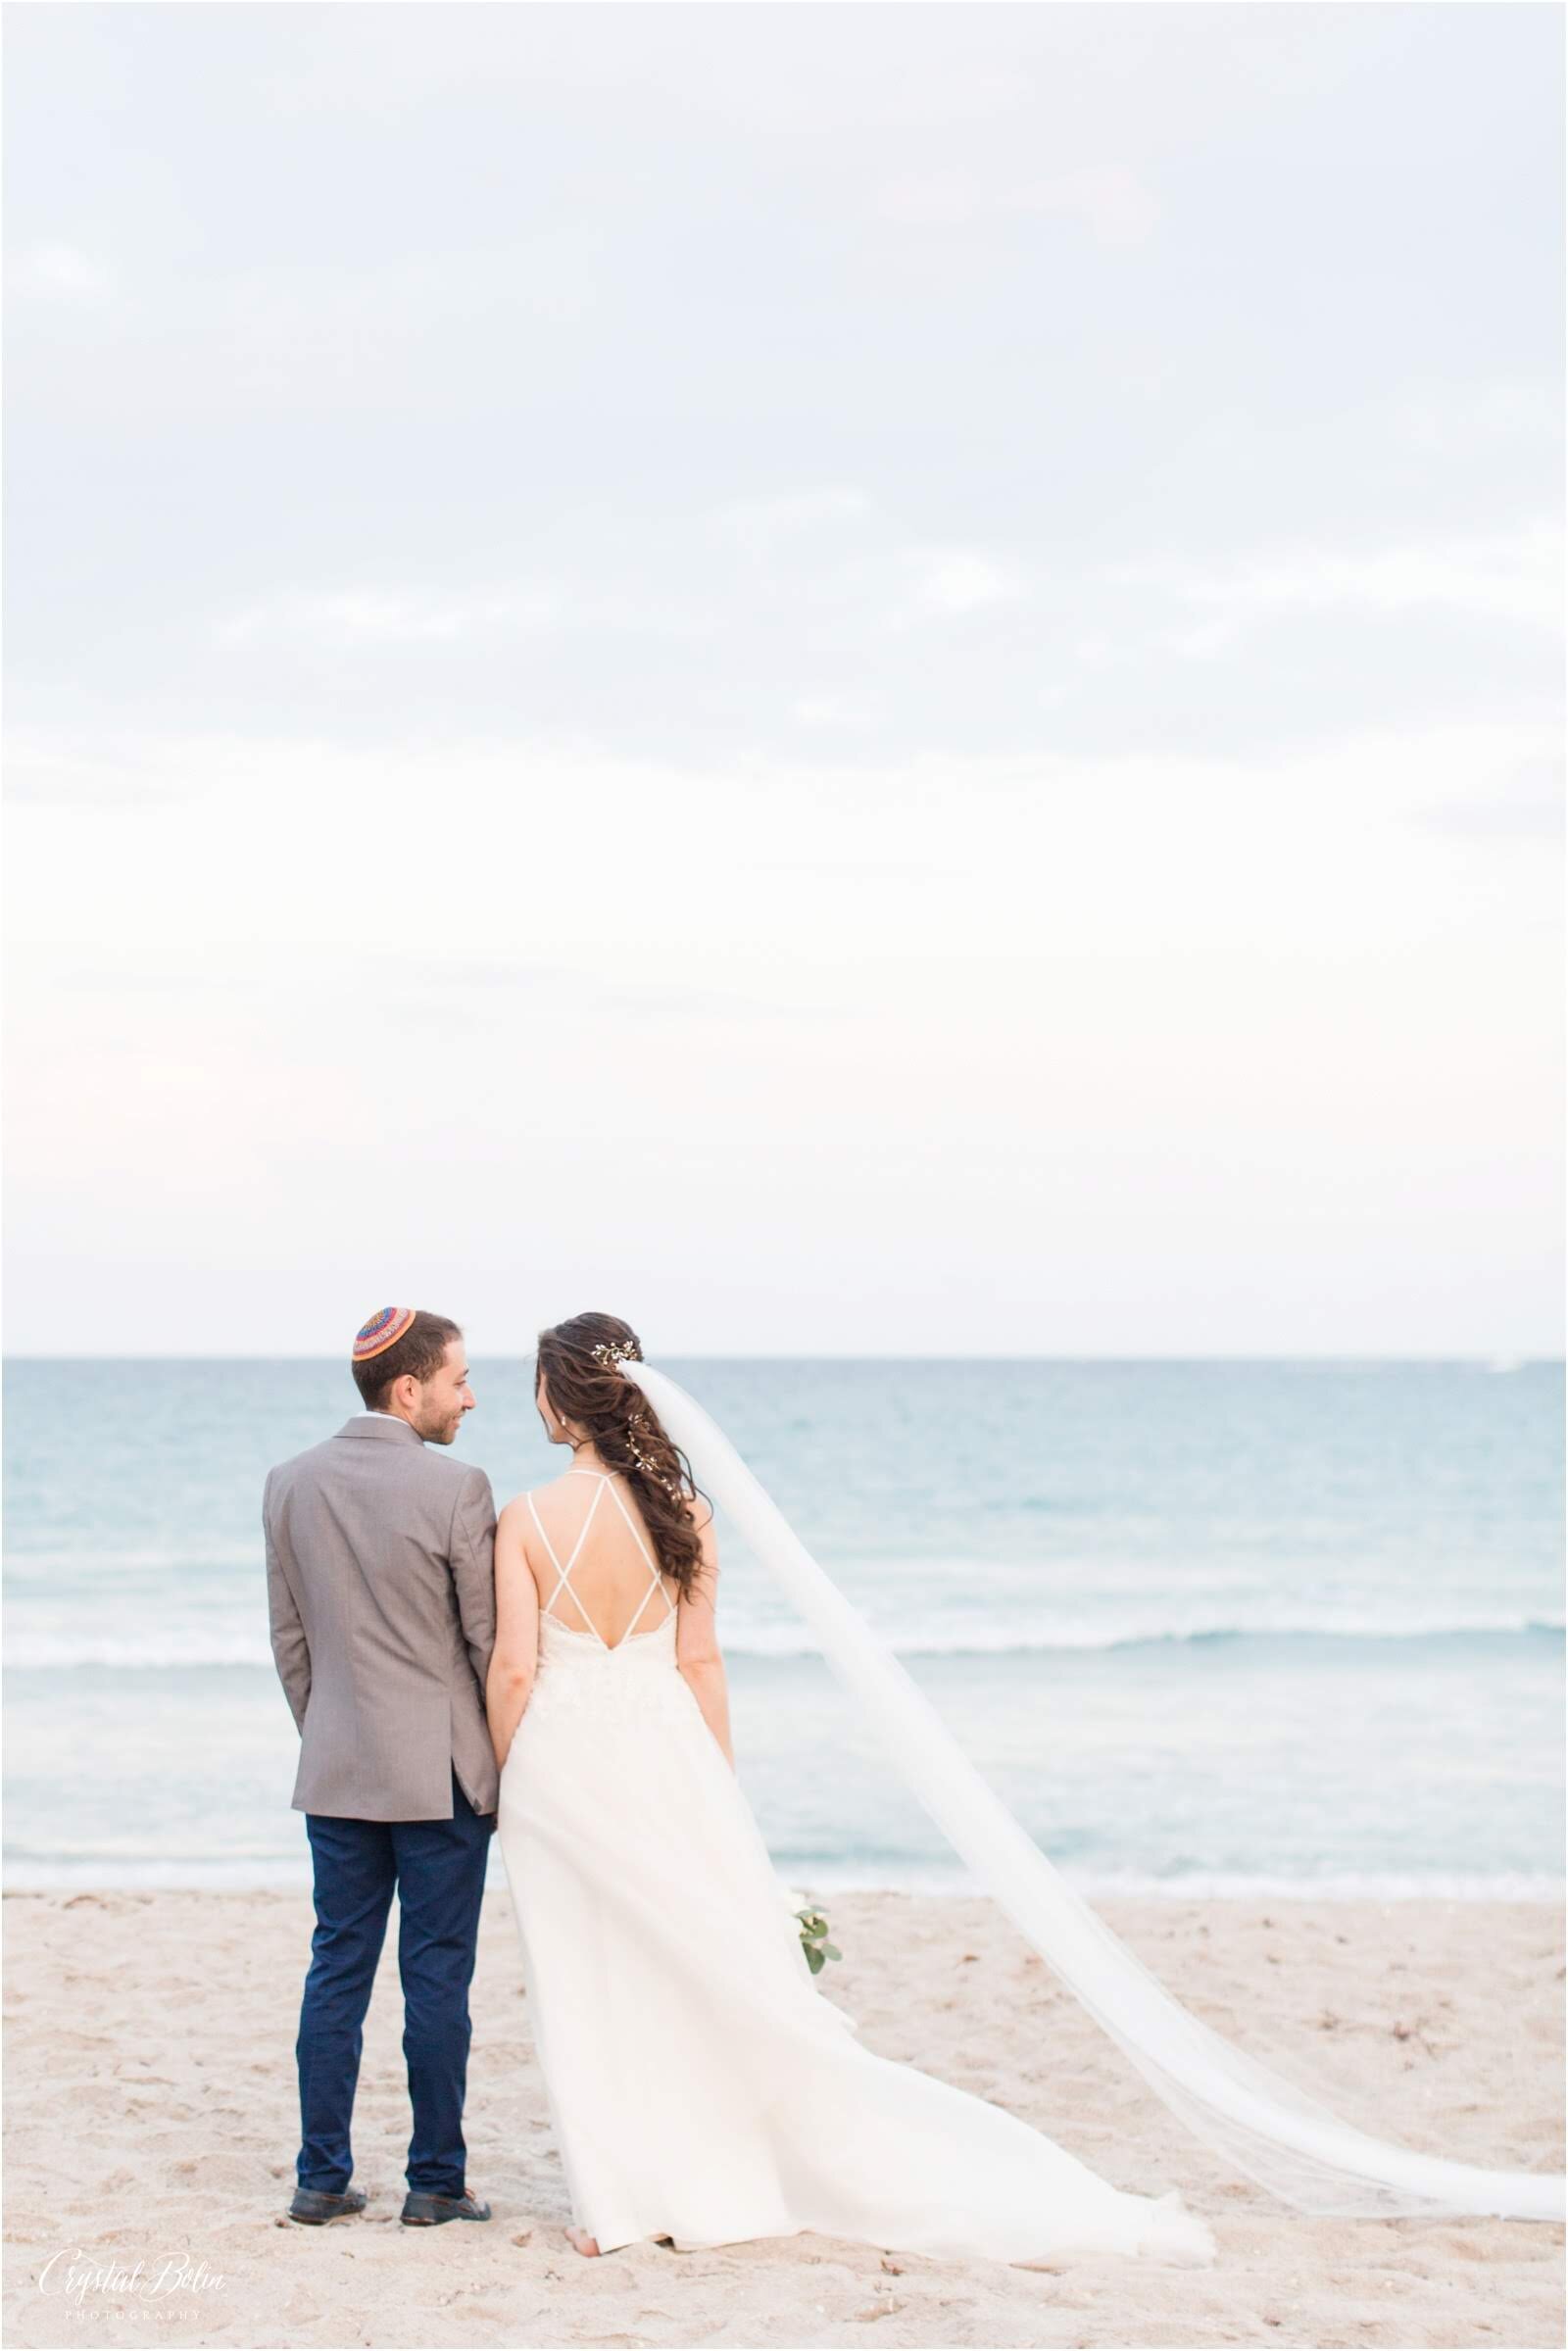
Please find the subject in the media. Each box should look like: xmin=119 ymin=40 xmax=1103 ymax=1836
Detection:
xmin=263 ymin=1307 xmax=499 ymax=2228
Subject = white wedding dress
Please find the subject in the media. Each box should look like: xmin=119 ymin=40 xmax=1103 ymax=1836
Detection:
xmin=494 ymin=1470 xmax=1217 ymax=2266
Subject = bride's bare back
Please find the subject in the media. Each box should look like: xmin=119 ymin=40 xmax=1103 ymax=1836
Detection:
xmin=522 ymin=1469 xmax=679 ymax=1650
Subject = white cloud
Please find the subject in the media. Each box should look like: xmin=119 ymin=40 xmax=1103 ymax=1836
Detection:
xmin=709 ymin=489 xmax=873 ymax=553
xmin=874 ymin=163 xmax=1158 ymax=245
xmin=1396 ymin=382 xmax=1559 ymax=456
xmin=11 ymin=711 xmax=1553 ymax=958
xmin=214 ymin=585 xmax=564 ymax=650
xmin=906 ymin=550 xmax=1024 ymax=617
xmin=790 ymin=694 xmax=877 ymax=730
xmin=257 ymin=13 xmax=1034 ymax=136
xmin=1415 ymin=799 xmax=1563 ymax=840
xmin=2 ymin=729 xmax=212 ymax=807
xmin=1106 ymin=519 xmax=1563 ymax=651
xmin=12 ymin=241 xmax=110 ymax=302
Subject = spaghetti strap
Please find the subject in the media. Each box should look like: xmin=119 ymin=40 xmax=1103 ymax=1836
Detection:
xmin=527 ymin=1481 xmax=610 ymax=1646
xmin=602 ymin=1479 xmax=679 ymax=1639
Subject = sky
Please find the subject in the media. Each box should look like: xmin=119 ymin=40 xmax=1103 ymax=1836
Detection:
xmin=3 ymin=3 xmax=1563 ymax=1357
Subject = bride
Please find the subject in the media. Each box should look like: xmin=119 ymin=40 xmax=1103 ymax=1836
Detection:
xmin=485 ymin=1313 xmax=1563 ymax=2265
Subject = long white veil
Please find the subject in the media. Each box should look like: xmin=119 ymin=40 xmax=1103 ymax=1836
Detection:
xmin=623 ymin=1359 xmax=1565 ymax=2224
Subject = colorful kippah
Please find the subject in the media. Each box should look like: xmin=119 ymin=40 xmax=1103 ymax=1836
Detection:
xmin=354 ymin=1306 xmax=416 ymax=1362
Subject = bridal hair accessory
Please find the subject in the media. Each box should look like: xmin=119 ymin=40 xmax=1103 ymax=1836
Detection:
xmin=353 ymin=1306 xmax=416 ymax=1362
xmin=627 ymin=1411 xmax=680 ymax=1497
xmin=617 ymin=1356 xmax=1565 ymax=2226
xmin=591 ymin=1339 xmax=642 ymax=1373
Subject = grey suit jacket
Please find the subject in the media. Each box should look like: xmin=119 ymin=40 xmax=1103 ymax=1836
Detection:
xmin=263 ymin=1416 xmax=500 ymax=1826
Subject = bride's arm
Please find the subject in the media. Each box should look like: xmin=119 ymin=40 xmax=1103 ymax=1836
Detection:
xmin=675 ymin=1501 xmax=733 ymax=1768
xmin=486 ymin=1497 xmax=540 ymax=1771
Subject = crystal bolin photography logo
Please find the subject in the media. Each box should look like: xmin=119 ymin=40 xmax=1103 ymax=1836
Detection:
xmin=36 ymin=2248 xmax=226 ymax=2303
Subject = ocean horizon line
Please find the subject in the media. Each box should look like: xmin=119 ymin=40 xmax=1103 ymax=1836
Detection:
xmin=5 ymin=1350 xmax=1564 ymax=1367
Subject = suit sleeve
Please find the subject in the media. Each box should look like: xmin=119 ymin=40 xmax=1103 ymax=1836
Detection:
xmin=448 ymin=1466 xmax=498 ymax=1700
xmin=264 ymin=1470 xmax=312 ymax=1734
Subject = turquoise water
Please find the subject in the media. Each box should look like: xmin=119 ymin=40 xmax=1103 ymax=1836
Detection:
xmin=4 ymin=1358 xmax=1562 ymax=1895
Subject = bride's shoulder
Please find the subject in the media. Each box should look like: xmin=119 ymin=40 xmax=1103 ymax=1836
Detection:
xmin=496 ymin=1481 xmax=546 ymax=1528
xmin=499 ymin=1472 xmax=569 ymax=1517
xmin=496 ymin=1482 xmax=565 ymax=1561
xmin=500 ymin=1467 xmax=604 ymax=1521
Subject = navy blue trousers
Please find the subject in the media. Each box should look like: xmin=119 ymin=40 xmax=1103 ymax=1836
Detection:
xmin=296 ymin=1767 xmax=491 ymax=2197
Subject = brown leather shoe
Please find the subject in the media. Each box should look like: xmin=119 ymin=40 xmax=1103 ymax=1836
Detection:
xmin=288 ymin=2185 xmax=367 ymax=2225
xmin=400 ymin=2187 xmax=492 ymax=2226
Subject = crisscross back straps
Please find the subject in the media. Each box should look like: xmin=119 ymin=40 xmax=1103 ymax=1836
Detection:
xmin=526 ymin=1472 xmax=678 ymax=1649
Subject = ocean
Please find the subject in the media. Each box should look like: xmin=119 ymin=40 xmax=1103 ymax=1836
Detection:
xmin=3 ymin=1358 xmax=1562 ymax=1899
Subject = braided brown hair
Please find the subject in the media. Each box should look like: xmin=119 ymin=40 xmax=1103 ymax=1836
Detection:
xmin=534 ymin=1312 xmax=709 ymax=1597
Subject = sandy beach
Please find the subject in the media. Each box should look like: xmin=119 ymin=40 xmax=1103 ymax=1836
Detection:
xmin=2 ymin=1887 xmax=1561 ymax=2350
